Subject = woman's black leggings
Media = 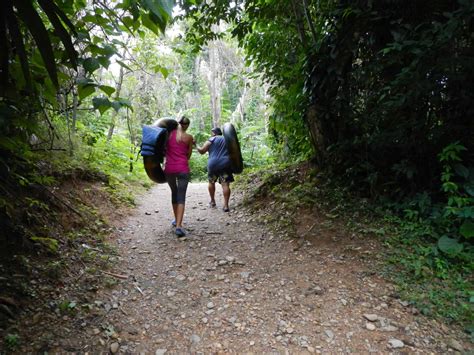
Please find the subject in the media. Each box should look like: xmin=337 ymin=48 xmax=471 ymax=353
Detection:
xmin=165 ymin=173 xmax=189 ymax=204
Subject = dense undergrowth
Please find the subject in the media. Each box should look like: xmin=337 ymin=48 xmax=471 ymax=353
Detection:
xmin=237 ymin=160 xmax=473 ymax=335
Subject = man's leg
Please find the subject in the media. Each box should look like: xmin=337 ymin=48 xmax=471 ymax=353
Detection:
xmin=208 ymin=181 xmax=216 ymax=207
xmin=222 ymin=182 xmax=230 ymax=211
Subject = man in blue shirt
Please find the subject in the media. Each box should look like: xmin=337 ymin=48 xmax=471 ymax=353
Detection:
xmin=196 ymin=127 xmax=234 ymax=212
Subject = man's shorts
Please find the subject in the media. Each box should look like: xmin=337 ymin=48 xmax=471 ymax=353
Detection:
xmin=208 ymin=170 xmax=234 ymax=184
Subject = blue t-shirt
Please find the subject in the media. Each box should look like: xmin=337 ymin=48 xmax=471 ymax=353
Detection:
xmin=208 ymin=136 xmax=231 ymax=174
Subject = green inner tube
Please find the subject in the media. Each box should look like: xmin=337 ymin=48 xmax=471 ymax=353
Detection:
xmin=223 ymin=122 xmax=243 ymax=174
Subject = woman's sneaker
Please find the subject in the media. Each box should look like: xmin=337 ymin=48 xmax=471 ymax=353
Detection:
xmin=171 ymin=220 xmax=176 ymax=227
xmin=175 ymin=227 xmax=186 ymax=237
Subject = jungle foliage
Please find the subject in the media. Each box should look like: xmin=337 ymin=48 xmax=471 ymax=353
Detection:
xmin=0 ymin=0 xmax=176 ymax=248
xmin=0 ymin=0 xmax=270 ymax=249
xmin=180 ymin=0 xmax=473 ymax=327
xmin=180 ymin=0 xmax=473 ymax=195
xmin=0 ymin=0 xmax=472 ymax=328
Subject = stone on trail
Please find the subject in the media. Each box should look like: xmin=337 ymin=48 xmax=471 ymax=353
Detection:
xmin=366 ymin=322 xmax=376 ymax=331
xmin=448 ymin=338 xmax=464 ymax=352
xmin=324 ymin=330 xmax=334 ymax=340
xmin=363 ymin=313 xmax=379 ymax=322
xmin=190 ymin=334 xmax=201 ymax=344
xmin=381 ymin=325 xmax=398 ymax=332
xmin=155 ymin=349 xmax=167 ymax=355
xmin=388 ymin=338 xmax=404 ymax=349
xmin=240 ymin=271 xmax=250 ymax=279
xmin=110 ymin=342 xmax=120 ymax=353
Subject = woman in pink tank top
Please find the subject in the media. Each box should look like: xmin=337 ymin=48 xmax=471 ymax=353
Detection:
xmin=164 ymin=116 xmax=194 ymax=237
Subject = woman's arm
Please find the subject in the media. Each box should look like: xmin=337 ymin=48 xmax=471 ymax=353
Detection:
xmin=196 ymin=141 xmax=211 ymax=155
xmin=187 ymin=134 xmax=194 ymax=159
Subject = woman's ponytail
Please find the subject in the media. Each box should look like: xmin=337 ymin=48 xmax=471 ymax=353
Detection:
xmin=176 ymin=116 xmax=190 ymax=143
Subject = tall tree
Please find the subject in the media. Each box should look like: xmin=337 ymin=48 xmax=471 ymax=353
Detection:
xmin=208 ymin=40 xmax=223 ymax=127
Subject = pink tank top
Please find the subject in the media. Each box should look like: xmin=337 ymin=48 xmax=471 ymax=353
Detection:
xmin=164 ymin=130 xmax=190 ymax=174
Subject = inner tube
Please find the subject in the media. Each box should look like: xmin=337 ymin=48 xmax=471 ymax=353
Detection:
xmin=222 ymin=122 xmax=243 ymax=174
xmin=154 ymin=117 xmax=178 ymax=132
xmin=143 ymin=118 xmax=179 ymax=183
xmin=143 ymin=155 xmax=166 ymax=183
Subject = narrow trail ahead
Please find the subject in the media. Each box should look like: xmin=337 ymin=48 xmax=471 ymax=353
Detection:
xmin=64 ymin=183 xmax=465 ymax=353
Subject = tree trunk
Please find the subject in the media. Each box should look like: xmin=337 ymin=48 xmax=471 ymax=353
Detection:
xmin=231 ymin=77 xmax=248 ymax=124
xmin=71 ymin=88 xmax=78 ymax=133
xmin=193 ymin=56 xmax=205 ymax=131
xmin=290 ymin=0 xmax=307 ymax=45
xmin=208 ymin=40 xmax=222 ymax=128
xmin=107 ymin=62 xmax=125 ymax=141
xmin=302 ymin=0 xmax=318 ymax=46
xmin=63 ymin=92 xmax=74 ymax=155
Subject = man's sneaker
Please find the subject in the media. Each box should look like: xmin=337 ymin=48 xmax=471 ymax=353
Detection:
xmin=175 ymin=227 xmax=186 ymax=237
xmin=171 ymin=220 xmax=176 ymax=227
xmin=223 ymin=207 xmax=230 ymax=212
xmin=208 ymin=201 xmax=216 ymax=208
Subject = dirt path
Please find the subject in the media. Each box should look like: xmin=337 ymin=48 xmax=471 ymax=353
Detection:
xmin=17 ymin=183 xmax=468 ymax=353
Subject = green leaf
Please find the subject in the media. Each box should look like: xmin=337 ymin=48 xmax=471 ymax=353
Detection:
xmin=37 ymin=0 xmax=78 ymax=68
xmin=97 ymin=56 xmax=111 ymax=68
xmin=76 ymin=77 xmax=94 ymax=86
xmin=92 ymin=97 xmax=112 ymax=115
xmin=460 ymin=221 xmax=474 ymax=239
xmin=14 ymin=1 xmax=59 ymax=87
xmin=111 ymin=101 xmax=122 ymax=112
xmin=454 ymin=163 xmax=469 ymax=179
xmin=141 ymin=13 xmax=159 ymax=34
xmin=113 ymin=98 xmax=133 ymax=112
xmin=116 ymin=60 xmax=133 ymax=72
xmin=5 ymin=6 xmax=32 ymax=89
xmin=117 ymin=98 xmax=132 ymax=108
xmin=38 ymin=0 xmax=77 ymax=35
xmin=98 ymin=85 xmax=116 ymax=96
xmin=144 ymin=0 xmax=165 ymax=21
xmin=78 ymin=84 xmax=96 ymax=100
xmin=83 ymin=58 xmax=101 ymax=73
xmin=31 ymin=237 xmax=59 ymax=253
xmin=465 ymin=184 xmax=474 ymax=197
xmin=157 ymin=0 xmax=174 ymax=17
xmin=438 ymin=236 xmax=463 ymax=255
xmin=149 ymin=12 xmax=167 ymax=33
xmin=152 ymin=64 xmax=169 ymax=78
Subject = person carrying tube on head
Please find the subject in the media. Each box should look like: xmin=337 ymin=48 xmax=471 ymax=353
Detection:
xmin=164 ymin=116 xmax=194 ymax=237
xmin=196 ymin=127 xmax=234 ymax=212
